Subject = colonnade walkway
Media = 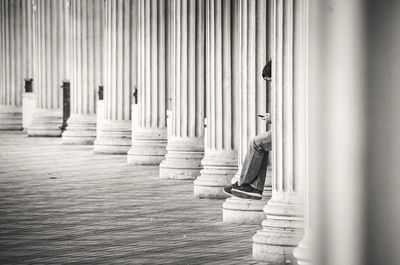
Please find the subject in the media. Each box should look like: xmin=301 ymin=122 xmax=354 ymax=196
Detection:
xmin=0 ymin=131 xmax=270 ymax=265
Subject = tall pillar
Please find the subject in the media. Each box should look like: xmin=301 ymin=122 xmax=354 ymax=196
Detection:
xmin=0 ymin=0 xmax=33 ymax=130
xmin=252 ymin=0 xmax=307 ymax=262
xmin=62 ymin=0 xmax=103 ymax=144
xmin=27 ymin=0 xmax=70 ymax=137
xmin=318 ymin=0 xmax=366 ymax=264
xmin=159 ymin=0 xmax=206 ymax=179
xmin=93 ymin=0 xmax=135 ymax=154
xmin=193 ymin=0 xmax=239 ymax=199
xmin=127 ymin=0 xmax=168 ymax=164
xmin=294 ymin=170 xmax=314 ymax=264
xmin=223 ymin=0 xmax=272 ymax=223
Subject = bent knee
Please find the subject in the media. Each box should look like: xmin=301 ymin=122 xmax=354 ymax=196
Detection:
xmin=250 ymin=137 xmax=263 ymax=152
xmin=250 ymin=133 xmax=271 ymax=152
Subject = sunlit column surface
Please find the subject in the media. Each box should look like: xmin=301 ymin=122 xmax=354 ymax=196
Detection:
xmin=318 ymin=0 xmax=365 ymax=264
xmin=223 ymin=0 xmax=272 ymax=224
xmin=127 ymin=0 xmax=168 ymax=164
xmin=294 ymin=0 xmax=318 ymax=263
xmin=93 ymin=0 xmax=136 ymax=154
xmin=27 ymin=0 xmax=70 ymax=137
xmin=193 ymin=0 xmax=240 ymax=199
xmin=0 ymin=0 xmax=33 ymax=130
xmin=252 ymin=0 xmax=307 ymax=262
xmin=159 ymin=0 xmax=206 ymax=180
xmin=62 ymin=0 xmax=103 ymax=145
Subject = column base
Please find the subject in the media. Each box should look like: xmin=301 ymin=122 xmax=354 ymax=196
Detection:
xmin=93 ymin=120 xmax=131 ymax=154
xmin=223 ymin=197 xmax=267 ymax=224
xmin=27 ymin=109 xmax=63 ymax=136
xmin=0 ymin=105 xmax=23 ymax=130
xmin=252 ymin=198 xmax=304 ymax=263
xmin=294 ymin=233 xmax=315 ymax=265
xmin=96 ymin=100 xmax=104 ymax=137
xmin=127 ymin=127 xmax=167 ymax=165
xmin=223 ymin=185 xmax=271 ymax=224
xmin=62 ymin=114 xmax=97 ymax=144
xmin=223 ymin=169 xmax=272 ymax=224
xmin=193 ymin=150 xmax=237 ymax=199
xmin=22 ymin=93 xmax=35 ymax=129
xmin=159 ymin=137 xmax=204 ymax=180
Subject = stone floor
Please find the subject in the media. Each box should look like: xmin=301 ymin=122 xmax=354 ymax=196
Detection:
xmin=0 ymin=131 xmax=270 ymax=265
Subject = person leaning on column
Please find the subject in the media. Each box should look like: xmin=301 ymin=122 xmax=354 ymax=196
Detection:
xmin=223 ymin=60 xmax=272 ymax=200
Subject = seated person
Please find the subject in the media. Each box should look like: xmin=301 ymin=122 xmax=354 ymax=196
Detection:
xmin=223 ymin=60 xmax=272 ymax=200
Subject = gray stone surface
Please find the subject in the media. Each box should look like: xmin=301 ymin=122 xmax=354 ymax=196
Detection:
xmin=0 ymin=131 xmax=272 ymax=265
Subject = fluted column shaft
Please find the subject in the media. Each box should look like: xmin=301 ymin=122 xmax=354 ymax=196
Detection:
xmin=159 ymin=0 xmax=205 ymax=179
xmin=252 ymin=0 xmax=307 ymax=262
xmin=93 ymin=0 xmax=135 ymax=154
xmin=193 ymin=0 xmax=239 ymax=199
xmin=294 ymin=160 xmax=314 ymax=264
xmin=62 ymin=0 xmax=103 ymax=144
xmin=127 ymin=0 xmax=168 ymax=165
xmin=28 ymin=0 xmax=70 ymax=137
xmin=223 ymin=0 xmax=272 ymax=224
xmin=0 ymin=0 xmax=33 ymax=130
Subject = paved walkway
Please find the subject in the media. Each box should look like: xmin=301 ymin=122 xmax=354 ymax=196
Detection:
xmin=0 ymin=131 xmax=268 ymax=265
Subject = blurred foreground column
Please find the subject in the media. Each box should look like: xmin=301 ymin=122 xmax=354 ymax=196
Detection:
xmin=317 ymin=0 xmax=365 ymax=264
xmin=62 ymin=0 xmax=103 ymax=144
xmin=252 ymin=0 xmax=307 ymax=262
xmin=94 ymin=0 xmax=135 ymax=154
xmin=294 ymin=0 xmax=318 ymax=263
xmin=193 ymin=0 xmax=239 ymax=199
xmin=159 ymin=0 xmax=206 ymax=180
xmin=318 ymin=0 xmax=400 ymax=264
xmin=127 ymin=0 xmax=167 ymax=164
xmin=223 ymin=0 xmax=271 ymax=224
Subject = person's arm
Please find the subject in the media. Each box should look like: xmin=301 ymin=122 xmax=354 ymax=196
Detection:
xmin=258 ymin=113 xmax=271 ymax=124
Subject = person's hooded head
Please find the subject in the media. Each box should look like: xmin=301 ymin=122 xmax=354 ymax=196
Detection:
xmin=262 ymin=60 xmax=272 ymax=82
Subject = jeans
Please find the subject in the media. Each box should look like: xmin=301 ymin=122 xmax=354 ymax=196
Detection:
xmin=238 ymin=131 xmax=271 ymax=191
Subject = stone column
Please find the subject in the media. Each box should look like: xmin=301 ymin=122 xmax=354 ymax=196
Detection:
xmin=21 ymin=0 xmax=35 ymax=131
xmin=223 ymin=0 xmax=272 ymax=224
xmin=62 ymin=0 xmax=103 ymax=144
xmin=93 ymin=0 xmax=135 ymax=154
xmin=27 ymin=0 xmax=70 ymax=137
xmin=159 ymin=0 xmax=206 ymax=179
xmin=0 ymin=0 xmax=33 ymax=130
xmin=193 ymin=0 xmax=239 ymax=199
xmin=252 ymin=0 xmax=308 ymax=262
xmin=294 ymin=171 xmax=314 ymax=265
xmin=127 ymin=0 xmax=168 ymax=164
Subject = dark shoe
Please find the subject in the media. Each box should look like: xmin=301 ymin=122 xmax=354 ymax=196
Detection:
xmin=223 ymin=182 xmax=240 ymax=196
xmin=231 ymin=186 xmax=263 ymax=200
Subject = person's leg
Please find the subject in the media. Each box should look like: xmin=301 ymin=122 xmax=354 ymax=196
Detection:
xmin=249 ymin=151 xmax=269 ymax=191
xmin=238 ymin=131 xmax=271 ymax=190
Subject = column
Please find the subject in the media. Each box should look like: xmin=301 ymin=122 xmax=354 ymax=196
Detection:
xmin=27 ymin=0 xmax=70 ymax=137
xmin=127 ymin=0 xmax=168 ymax=164
xmin=21 ymin=0 xmax=35 ymax=130
xmin=252 ymin=0 xmax=307 ymax=262
xmin=62 ymin=0 xmax=103 ymax=144
xmin=294 ymin=171 xmax=314 ymax=264
xmin=193 ymin=0 xmax=239 ymax=199
xmin=93 ymin=0 xmax=135 ymax=154
xmin=317 ymin=0 xmax=365 ymax=263
xmin=0 ymin=0 xmax=33 ymax=130
xmin=159 ymin=0 xmax=206 ymax=179
xmin=223 ymin=0 xmax=272 ymax=224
